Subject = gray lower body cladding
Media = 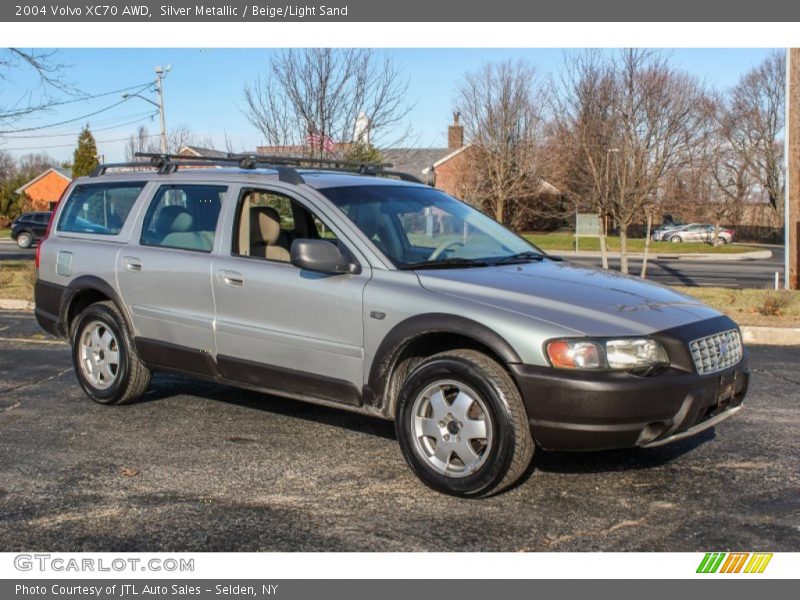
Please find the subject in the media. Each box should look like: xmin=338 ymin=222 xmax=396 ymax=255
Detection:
xmin=512 ymin=359 xmax=748 ymax=451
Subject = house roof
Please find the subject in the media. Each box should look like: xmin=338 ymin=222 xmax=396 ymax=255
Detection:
xmin=14 ymin=167 xmax=72 ymax=194
xmin=178 ymin=145 xmax=230 ymax=158
xmin=382 ymin=148 xmax=454 ymax=177
xmin=421 ymin=144 xmax=473 ymax=174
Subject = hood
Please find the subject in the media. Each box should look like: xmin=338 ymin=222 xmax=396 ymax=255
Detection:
xmin=417 ymin=260 xmax=721 ymax=337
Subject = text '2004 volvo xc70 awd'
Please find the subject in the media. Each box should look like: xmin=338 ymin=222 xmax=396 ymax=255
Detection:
xmin=33 ymin=153 xmax=749 ymax=497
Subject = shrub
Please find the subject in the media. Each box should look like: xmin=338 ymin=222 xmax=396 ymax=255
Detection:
xmin=756 ymin=290 xmax=793 ymax=316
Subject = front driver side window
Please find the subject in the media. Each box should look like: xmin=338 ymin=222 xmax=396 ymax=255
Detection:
xmin=233 ymin=189 xmax=339 ymax=263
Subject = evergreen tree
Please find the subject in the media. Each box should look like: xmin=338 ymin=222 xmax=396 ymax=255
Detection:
xmin=344 ymin=141 xmax=383 ymax=164
xmin=72 ymin=125 xmax=99 ymax=178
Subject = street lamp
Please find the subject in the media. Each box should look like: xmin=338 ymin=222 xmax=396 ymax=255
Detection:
xmin=123 ymin=65 xmax=171 ymax=154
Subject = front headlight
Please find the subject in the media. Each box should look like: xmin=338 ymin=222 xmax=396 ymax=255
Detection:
xmin=545 ymin=338 xmax=669 ymax=371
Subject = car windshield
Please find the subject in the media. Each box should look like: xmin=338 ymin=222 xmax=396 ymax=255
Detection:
xmin=320 ymin=184 xmax=542 ymax=268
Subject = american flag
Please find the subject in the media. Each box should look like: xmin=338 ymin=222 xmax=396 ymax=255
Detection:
xmin=306 ymin=131 xmax=336 ymax=154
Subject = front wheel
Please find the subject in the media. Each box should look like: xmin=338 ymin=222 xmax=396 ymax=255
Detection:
xmin=71 ymin=301 xmax=151 ymax=405
xmin=669 ymin=235 xmax=682 ymax=243
xmin=395 ymin=349 xmax=534 ymax=497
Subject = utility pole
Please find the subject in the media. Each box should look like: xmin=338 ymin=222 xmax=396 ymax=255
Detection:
xmin=788 ymin=49 xmax=799 ymax=289
xmin=122 ymin=64 xmax=171 ymax=154
xmin=154 ymin=65 xmax=170 ymax=154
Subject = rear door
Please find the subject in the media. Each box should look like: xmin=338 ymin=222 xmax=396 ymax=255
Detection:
xmin=211 ymin=184 xmax=370 ymax=403
xmin=116 ymin=182 xmax=228 ymax=372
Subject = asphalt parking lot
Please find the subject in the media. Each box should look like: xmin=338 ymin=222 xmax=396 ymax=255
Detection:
xmin=0 ymin=309 xmax=798 ymax=552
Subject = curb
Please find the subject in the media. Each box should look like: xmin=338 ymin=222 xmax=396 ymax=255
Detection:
xmin=0 ymin=299 xmax=34 ymax=310
xmin=740 ymin=326 xmax=800 ymax=346
xmin=548 ymin=249 xmax=772 ymax=261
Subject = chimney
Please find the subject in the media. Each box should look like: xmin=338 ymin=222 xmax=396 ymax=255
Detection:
xmin=448 ymin=112 xmax=464 ymax=150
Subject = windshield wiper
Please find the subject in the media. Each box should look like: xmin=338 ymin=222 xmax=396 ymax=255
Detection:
xmin=490 ymin=251 xmax=546 ymax=264
xmin=399 ymin=258 xmax=490 ymax=270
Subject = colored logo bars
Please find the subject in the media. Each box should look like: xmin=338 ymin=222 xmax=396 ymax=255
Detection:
xmin=697 ymin=552 xmax=773 ymax=573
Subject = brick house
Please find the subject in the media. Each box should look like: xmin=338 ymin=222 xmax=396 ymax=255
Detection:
xmin=383 ymin=113 xmax=469 ymax=194
xmin=15 ymin=167 xmax=72 ymax=211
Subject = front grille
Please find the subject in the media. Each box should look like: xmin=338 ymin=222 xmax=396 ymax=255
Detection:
xmin=689 ymin=329 xmax=743 ymax=374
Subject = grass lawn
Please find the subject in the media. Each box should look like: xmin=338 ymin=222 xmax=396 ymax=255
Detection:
xmin=674 ymin=286 xmax=800 ymax=328
xmin=0 ymin=228 xmax=10 ymax=239
xmin=0 ymin=260 xmax=36 ymax=301
xmin=523 ymin=232 xmax=753 ymax=254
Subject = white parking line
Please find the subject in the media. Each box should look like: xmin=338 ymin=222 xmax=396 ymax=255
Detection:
xmin=0 ymin=337 xmax=66 ymax=345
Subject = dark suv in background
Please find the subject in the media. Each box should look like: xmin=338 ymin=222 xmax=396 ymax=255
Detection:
xmin=10 ymin=212 xmax=52 ymax=248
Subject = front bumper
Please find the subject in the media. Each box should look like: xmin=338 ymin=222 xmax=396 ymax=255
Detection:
xmin=511 ymin=343 xmax=748 ymax=452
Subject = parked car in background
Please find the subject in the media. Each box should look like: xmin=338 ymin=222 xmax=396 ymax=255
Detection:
xmin=10 ymin=211 xmax=52 ymax=248
xmin=651 ymin=222 xmax=686 ymax=241
xmin=665 ymin=223 xmax=734 ymax=245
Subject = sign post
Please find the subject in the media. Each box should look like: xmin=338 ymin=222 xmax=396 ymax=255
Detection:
xmin=575 ymin=213 xmax=602 ymax=254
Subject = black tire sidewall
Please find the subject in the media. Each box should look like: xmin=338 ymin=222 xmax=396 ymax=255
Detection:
xmin=396 ymin=356 xmax=517 ymax=497
xmin=71 ymin=304 xmax=132 ymax=404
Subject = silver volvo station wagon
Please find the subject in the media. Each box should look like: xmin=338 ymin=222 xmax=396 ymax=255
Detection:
xmin=34 ymin=153 xmax=748 ymax=496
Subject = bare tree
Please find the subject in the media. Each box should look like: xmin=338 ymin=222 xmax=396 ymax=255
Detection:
xmin=706 ymin=95 xmax=752 ymax=236
xmin=610 ymin=50 xmax=709 ymax=273
xmin=18 ymin=152 xmax=57 ymax=174
xmin=726 ymin=50 xmax=785 ymax=217
xmin=125 ymin=123 xmax=206 ymax=160
xmin=0 ymin=49 xmax=74 ymax=131
xmin=549 ymin=50 xmax=619 ymax=268
xmin=454 ymin=60 xmax=545 ymax=225
xmin=553 ymin=50 xmax=709 ymax=274
xmin=243 ymin=49 xmax=412 ymax=158
xmin=0 ymin=149 xmax=15 ymax=181
xmin=124 ymin=125 xmax=153 ymax=160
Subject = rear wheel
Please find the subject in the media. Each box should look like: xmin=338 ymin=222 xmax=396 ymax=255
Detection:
xmin=669 ymin=235 xmax=682 ymax=243
xmin=71 ymin=301 xmax=151 ymax=405
xmin=16 ymin=232 xmax=33 ymax=248
xmin=395 ymin=349 xmax=534 ymax=497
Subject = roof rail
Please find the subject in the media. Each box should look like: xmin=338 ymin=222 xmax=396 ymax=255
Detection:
xmin=89 ymin=161 xmax=159 ymax=177
xmin=89 ymin=152 xmax=424 ymax=186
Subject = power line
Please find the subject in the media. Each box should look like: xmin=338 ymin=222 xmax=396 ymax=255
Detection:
xmin=2 ymin=133 xmax=160 ymax=152
xmin=0 ymin=81 xmax=154 ymax=121
xmin=0 ymin=111 xmax=158 ymax=139
xmin=0 ymin=82 xmax=153 ymax=134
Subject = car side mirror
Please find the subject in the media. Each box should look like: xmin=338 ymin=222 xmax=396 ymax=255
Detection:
xmin=290 ymin=239 xmax=360 ymax=275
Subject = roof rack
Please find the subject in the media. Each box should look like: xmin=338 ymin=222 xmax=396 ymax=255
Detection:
xmin=89 ymin=152 xmax=425 ymax=185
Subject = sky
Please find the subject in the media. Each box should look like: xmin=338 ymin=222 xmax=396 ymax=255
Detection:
xmin=0 ymin=48 xmax=780 ymax=164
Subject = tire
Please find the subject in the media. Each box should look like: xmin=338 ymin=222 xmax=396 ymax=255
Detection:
xmin=395 ymin=349 xmax=534 ymax=497
xmin=669 ymin=235 xmax=682 ymax=243
xmin=16 ymin=232 xmax=33 ymax=249
xmin=70 ymin=301 xmax=151 ymax=405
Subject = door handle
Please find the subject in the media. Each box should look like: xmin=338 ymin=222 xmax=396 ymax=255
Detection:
xmin=123 ymin=256 xmax=142 ymax=272
xmin=218 ymin=270 xmax=244 ymax=287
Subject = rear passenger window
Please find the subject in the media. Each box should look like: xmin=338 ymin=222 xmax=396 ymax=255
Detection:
xmin=57 ymin=182 xmax=145 ymax=235
xmin=141 ymin=185 xmax=226 ymax=253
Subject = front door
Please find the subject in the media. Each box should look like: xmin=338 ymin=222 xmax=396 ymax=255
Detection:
xmin=211 ymin=186 xmax=370 ymax=404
